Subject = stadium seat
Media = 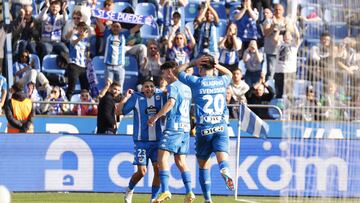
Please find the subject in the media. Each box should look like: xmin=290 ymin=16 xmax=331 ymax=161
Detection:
xmin=184 ymin=2 xmax=200 ymax=23
xmin=123 ymin=55 xmax=139 ymax=92
xmin=268 ymin=98 xmax=285 ymax=120
xmin=140 ymin=24 xmax=160 ymax=40
xmin=303 ymin=22 xmax=324 ymax=46
xmin=211 ymin=2 xmax=227 ymax=21
xmin=42 ymin=54 xmax=65 ymax=75
xmin=29 ymin=54 xmax=41 ymax=71
xmin=300 ymin=4 xmax=322 ymax=20
xmin=328 ymin=22 xmax=348 ymax=41
xmin=135 ymin=3 xmax=157 ymax=18
xmin=113 ymin=2 xmax=133 ymax=13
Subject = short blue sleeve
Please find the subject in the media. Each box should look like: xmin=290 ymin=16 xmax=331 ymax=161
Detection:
xmin=167 ymin=84 xmax=178 ymax=101
xmin=122 ymin=94 xmax=137 ymax=115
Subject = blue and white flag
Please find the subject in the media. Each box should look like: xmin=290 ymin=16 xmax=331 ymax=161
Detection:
xmin=91 ymin=9 xmax=156 ymax=27
xmin=239 ymin=104 xmax=269 ymax=138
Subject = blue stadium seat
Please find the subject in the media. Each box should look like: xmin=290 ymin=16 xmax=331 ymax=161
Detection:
xmin=113 ymin=2 xmax=133 ymax=13
xmin=140 ymin=24 xmax=160 ymax=40
xmin=135 ymin=3 xmax=157 ymax=18
xmin=268 ymin=98 xmax=285 ymax=120
xmin=123 ymin=55 xmax=139 ymax=92
xmin=303 ymin=22 xmax=324 ymax=46
xmin=211 ymin=2 xmax=227 ymax=21
xmin=42 ymin=54 xmax=65 ymax=75
xmin=29 ymin=54 xmax=41 ymax=71
xmin=328 ymin=22 xmax=348 ymax=40
xmin=184 ymin=2 xmax=200 ymax=23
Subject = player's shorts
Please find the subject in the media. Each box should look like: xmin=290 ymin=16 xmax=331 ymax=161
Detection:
xmin=133 ymin=141 xmax=158 ymax=166
xmin=158 ymin=131 xmax=190 ymax=155
xmin=195 ymin=123 xmax=229 ymax=160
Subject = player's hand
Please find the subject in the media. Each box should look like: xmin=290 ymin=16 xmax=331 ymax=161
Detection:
xmin=124 ymin=89 xmax=134 ymax=98
xmin=148 ymin=116 xmax=158 ymax=127
xmin=194 ymin=55 xmax=211 ymax=67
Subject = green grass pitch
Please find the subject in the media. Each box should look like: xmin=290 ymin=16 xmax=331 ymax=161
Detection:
xmin=11 ymin=192 xmax=360 ymax=203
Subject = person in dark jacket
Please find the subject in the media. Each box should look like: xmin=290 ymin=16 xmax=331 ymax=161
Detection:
xmin=245 ymin=80 xmax=274 ymax=119
xmin=5 ymin=82 xmax=34 ymax=133
xmin=96 ymin=81 xmax=122 ymax=134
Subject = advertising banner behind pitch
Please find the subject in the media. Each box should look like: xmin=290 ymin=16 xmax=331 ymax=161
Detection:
xmin=0 ymin=134 xmax=359 ymax=197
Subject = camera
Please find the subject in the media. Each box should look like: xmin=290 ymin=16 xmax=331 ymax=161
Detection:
xmin=202 ymin=37 xmax=210 ymax=49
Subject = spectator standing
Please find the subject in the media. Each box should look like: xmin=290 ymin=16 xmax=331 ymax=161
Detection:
xmin=167 ymin=29 xmax=195 ymax=65
xmin=96 ymin=82 xmax=122 ymax=134
xmin=218 ymin=22 xmax=242 ymax=72
xmin=233 ymin=0 xmax=259 ymax=54
xmin=308 ymin=32 xmax=336 ymax=82
xmin=66 ymin=22 xmax=90 ymax=100
xmin=194 ymin=1 xmax=220 ymax=58
xmin=274 ymin=29 xmax=301 ymax=99
xmin=94 ymin=0 xmax=114 ymax=56
xmin=140 ymin=40 xmax=164 ymax=86
xmin=125 ymin=24 xmax=147 ymax=68
xmin=5 ymin=82 xmax=34 ymax=133
xmin=245 ymin=80 xmax=274 ymax=119
xmin=243 ymin=40 xmax=264 ymax=86
xmin=37 ymin=0 xmax=69 ymax=60
xmin=13 ymin=5 xmax=41 ymax=56
xmin=103 ymin=22 xmax=126 ymax=93
xmin=63 ymin=9 xmax=85 ymax=42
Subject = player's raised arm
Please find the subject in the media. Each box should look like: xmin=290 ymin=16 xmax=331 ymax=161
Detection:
xmin=176 ymin=55 xmax=210 ymax=74
xmin=148 ymin=98 xmax=176 ymax=126
xmin=215 ymin=63 xmax=233 ymax=78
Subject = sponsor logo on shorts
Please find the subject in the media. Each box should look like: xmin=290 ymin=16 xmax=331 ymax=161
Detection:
xmin=201 ymin=126 xmax=225 ymax=136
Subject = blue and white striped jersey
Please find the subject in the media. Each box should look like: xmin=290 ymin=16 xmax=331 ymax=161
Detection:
xmin=164 ymin=80 xmax=192 ymax=132
xmin=104 ymin=33 xmax=125 ymax=66
xmin=69 ymin=34 xmax=89 ymax=67
xmin=122 ymin=92 xmax=165 ymax=142
xmin=178 ymin=72 xmax=231 ymax=125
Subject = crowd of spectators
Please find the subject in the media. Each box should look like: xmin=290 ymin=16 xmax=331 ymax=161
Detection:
xmin=0 ymin=0 xmax=359 ymax=121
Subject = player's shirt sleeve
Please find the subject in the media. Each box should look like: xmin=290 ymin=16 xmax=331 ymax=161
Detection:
xmin=221 ymin=74 xmax=232 ymax=86
xmin=178 ymin=71 xmax=199 ymax=87
xmin=167 ymin=84 xmax=178 ymax=101
xmin=122 ymin=94 xmax=137 ymax=115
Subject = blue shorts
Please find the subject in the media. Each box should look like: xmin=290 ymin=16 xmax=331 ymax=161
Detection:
xmin=133 ymin=141 xmax=158 ymax=166
xmin=159 ymin=131 xmax=190 ymax=155
xmin=195 ymin=123 xmax=229 ymax=160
